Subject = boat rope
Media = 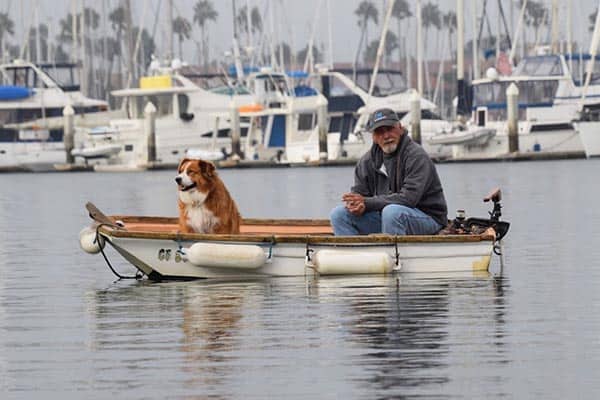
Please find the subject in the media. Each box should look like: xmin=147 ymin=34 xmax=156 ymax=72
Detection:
xmin=175 ymin=233 xmax=184 ymax=256
xmin=394 ymin=237 xmax=400 ymax=268
xmin=493 ymin=241 xmax=503 ymax=256
xmin=95 ymin=224 xmax=141 ymax=280
xmin=305 ymin=241 xmax=314 ymax=262
xmin=266 ymin=237 xmax=275 ymax=260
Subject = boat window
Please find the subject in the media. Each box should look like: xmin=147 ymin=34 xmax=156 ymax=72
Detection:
xmin=178 ymin=94 xmax=189 ymax=114
xmin=254 ymin=74 xmax=290 ymax=97
xmin=473 ymin=81 xmax=509 ymax=107
xmin=518 ymin=81 xmax=558 ymax=105
xmin=512 ymin=55 xmax=563 ymax=77
xmin=329 ymin=116 xmax=342 ymax=132
xmin=5 ymin=67 xmax=40 ymax=88
xmin=421 ymin=109 xmax=442 ymax=120
xmin=298 ymin=113 xmax=316 ymax=130
xmin=328 ymin=76 xmax=355 ymax=96
xmin=0 ymin=110 xmax=18 ymax=124
xmin=209 ymin=85 xmax=251 ymax=95
xmin=567 ymin=58 xmax=600 ymax=86
xmin=127 ymin=94 xmax=173 ymax=118
xmin=345 ymin=71 xmax=406 ymax=96
xmin=41 ymin=65 xmax=80 ymax=91
xmin=473 ymin=80 xmax=558 ymax=109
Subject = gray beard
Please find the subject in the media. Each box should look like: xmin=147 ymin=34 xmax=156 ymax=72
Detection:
xmin=381 ymin=143 xmax=398 ymax=154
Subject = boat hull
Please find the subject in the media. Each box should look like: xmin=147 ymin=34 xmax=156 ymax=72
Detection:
xmin=97 ymin=228 xmax=495 ymax=280
xmin=575 ymin=121 xmax=600 ymax=158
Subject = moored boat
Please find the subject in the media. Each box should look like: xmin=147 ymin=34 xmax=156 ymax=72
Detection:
xmin=80 ymin=189 xmax=509 ymax=281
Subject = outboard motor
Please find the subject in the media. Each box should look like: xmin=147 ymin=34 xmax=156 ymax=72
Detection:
xmin=447 ymin=188 xmax=510 ymax=241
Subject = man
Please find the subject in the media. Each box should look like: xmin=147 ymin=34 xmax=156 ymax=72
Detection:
xmin=330 ymin=108 xmax=447 ymax=235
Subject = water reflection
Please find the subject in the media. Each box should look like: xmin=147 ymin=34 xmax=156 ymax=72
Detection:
xmin=306 ymin=272 xmax=509 ymax=396
xmin=180 ymin=284 xmax=244 ymax=391
xmin=86 ymin=272 xmax=509 ymax=398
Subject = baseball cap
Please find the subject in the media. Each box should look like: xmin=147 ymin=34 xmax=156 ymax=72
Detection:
xmin=366 ymin=108 xmax=400 ymax=132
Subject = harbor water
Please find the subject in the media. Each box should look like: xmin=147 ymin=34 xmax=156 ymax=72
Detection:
xmin=1 ymin=159 xmax=599 ymax=398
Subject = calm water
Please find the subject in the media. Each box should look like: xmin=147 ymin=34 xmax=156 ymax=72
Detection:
xmin=1 ymin=159 xmax=600 ymax=398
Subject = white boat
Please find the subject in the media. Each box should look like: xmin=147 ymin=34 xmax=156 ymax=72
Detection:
xmin=75 ymin=63 xmax=345 ymax=168
xmin=301 ymin=68 xmax=453 ymax=161
xmin=574 ymin=116 xmax=600 ymax=158
xmin=72 ymin=62 xmax=255 ymax=169
xmin=428 ymin=127 xmax=496 ymax=146
xmin=0 ymin=60 xmax=120 ymax=171
xmin=427 ymin=52 xmax=600 ymax=160
xmin=79 ymin=189 xmax=510 ymax=281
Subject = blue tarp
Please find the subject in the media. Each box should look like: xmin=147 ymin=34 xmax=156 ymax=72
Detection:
xmin=0 ymin=86 xmax=34 ymax=100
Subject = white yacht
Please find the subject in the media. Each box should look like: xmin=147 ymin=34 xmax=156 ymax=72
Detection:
xmin=427 ymin=52 xmax=600 ymax=160
xmin=303 ymin=68 xmax=452 ymax=160
xmin=75 ymin=63 xmax=340 ymax=168
xmin=0 ymin=60 xmax=117 ymax=171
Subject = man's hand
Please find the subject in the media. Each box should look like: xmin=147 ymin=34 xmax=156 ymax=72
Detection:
xmin=342 ymin=192 xmax=366 ymax=216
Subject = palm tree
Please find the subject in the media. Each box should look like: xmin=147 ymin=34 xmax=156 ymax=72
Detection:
xmin=172 ymin=16 xmax=192 ymax=60
xmin=193 ymin=0 xmax=218 ymax=69
xmin=297 ymin=44 xmax=322 ymax=66
xmin=98 ymin=36 xmax=120 ymax=96
xmin=0 ymin=12 xmax=15 ymax=61
xmin=421 ymin=2 xmax=441 ymax=97
xmin=235 ymin=5 xmax=262 ymax=62
xmin=132 ymin=27 xmax=156 ymax=71
xmin=443 ymin=11 xmax=457 ymax=60
xmin=521 ymin=0 xmax=548 ymax=46
xmin=363 ymin=31 xmax=399 ymax=67
xmin=392 ymin=0 xmax=411 ymax=67
xmin=109 ymin=6 xmax=126 ymax=87
xmin=354 ymin=1 xmax=379 ymax=69
xmin=28 ymin=24 xmax=48 ymax=62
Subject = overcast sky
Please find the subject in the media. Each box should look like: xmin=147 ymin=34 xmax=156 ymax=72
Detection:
xmin=2 ymin=0 xmax=600 ymax=64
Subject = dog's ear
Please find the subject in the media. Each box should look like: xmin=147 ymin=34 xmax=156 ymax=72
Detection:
xmin=178 ymin=158 xmax=191 ymax=173
xmin=198 ymin=160 xmax=216 ymax=178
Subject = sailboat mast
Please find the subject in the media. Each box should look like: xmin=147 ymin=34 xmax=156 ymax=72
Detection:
xmin=71 ymin=0 xmax=78 ymax=63
xmin=416 ymin=0 xmax=422 ymax=95
xmin=551 ymin=0 xmax=559 ymax=53
xmin=367 ymin=0 xmax=395 ymax=101
xmin=472 ymin=0 xmax=479 ymax=79
xmin=168 ymin=0 xmax=174 ymax=60
xmin=457 ymin=0 xmax=467 ymax=116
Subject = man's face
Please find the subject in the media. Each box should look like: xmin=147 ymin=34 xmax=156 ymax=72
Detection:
xmin=372 ymin=123 xmax=403 ymax=154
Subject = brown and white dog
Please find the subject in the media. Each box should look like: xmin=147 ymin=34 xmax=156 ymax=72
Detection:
xmin=175 ymin=158 xmax=241 ymax=234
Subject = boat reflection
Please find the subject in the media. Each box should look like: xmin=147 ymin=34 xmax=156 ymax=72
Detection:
xmin=306 ymin=271 xmax=508 ymax=393
xmin=86 ymin=270 xmax=508 ymax=396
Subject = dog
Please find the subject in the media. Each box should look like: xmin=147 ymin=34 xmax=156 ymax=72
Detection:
xmin=175 ymin=158 xmax=241 ymax=234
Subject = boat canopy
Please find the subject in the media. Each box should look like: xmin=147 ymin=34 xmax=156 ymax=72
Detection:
xmin=563 ymin=54 xmax=600 ymax=86
xmin=512 ymin=55 xmax=564 ymax=77
xmin=332 ymin=68 xmax=407 ymax=97
xmin=472 ymin=80 xmax=558 ymax=110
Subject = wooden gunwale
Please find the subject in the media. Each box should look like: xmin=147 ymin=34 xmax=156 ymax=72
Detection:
xmin=98 ymin=219 xmax=496 ymax=244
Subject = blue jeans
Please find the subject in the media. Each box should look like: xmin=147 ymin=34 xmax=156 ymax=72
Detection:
xmin=330 ymin=204 xmax=443 ymax=235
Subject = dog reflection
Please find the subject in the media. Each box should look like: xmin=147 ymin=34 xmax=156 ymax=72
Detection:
xmin=181 ymin=288 xmax=243 ymax=385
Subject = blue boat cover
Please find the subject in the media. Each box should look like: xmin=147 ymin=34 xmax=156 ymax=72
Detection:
xmin=0 ymin=85 xmax=34 ymax=100
xmin=293 ymin=85 xmax=318 ymax=97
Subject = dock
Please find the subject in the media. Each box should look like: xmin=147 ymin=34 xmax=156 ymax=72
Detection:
xmin=434 ymin=151 xmax=586 ymax=163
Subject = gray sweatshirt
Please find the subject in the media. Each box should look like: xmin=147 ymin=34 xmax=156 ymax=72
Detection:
xmin=351 ymin=133 xmax=448 ymax=226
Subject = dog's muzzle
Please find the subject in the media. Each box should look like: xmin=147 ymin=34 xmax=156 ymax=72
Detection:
xmin=175 ymin=176 xmax=196 ymax=192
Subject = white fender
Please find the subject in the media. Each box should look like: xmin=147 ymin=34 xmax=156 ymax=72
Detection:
xmin=186 ymin=243 xmax=266 ymax=269
xmin=313 ymin=250 xmax=394 ymax=275
xmin=79 ymin=226 xmax=105 ymax=254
